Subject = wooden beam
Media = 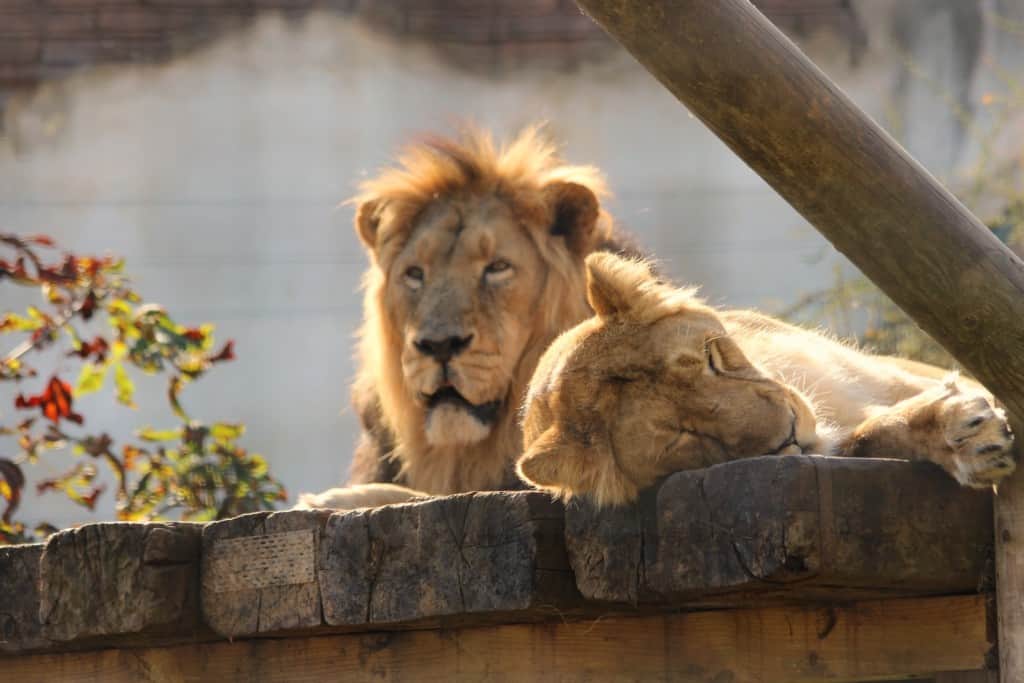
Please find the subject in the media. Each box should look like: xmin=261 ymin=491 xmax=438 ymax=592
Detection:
xmin=1 ymin=595 xmax=993 ymax=683
xmin=0 ymin=544 xmax=45 ymax=654
xmin=571 ymin=2 xmax=1024 ymax=679
xmin=39 ymin=522 xmax=203 ymax=644
xmin=567 ymin=455 xmax=993 ymax=605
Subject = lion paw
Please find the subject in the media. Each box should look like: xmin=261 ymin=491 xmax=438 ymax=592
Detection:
xmin=943 ymin=393 xmax=1016 ymax=488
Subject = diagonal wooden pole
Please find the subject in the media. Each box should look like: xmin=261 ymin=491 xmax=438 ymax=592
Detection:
xmin=573 ymin=1 xmax=1024 ymax=679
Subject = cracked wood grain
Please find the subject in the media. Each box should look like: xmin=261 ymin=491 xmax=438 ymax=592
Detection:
xmin=318 ymin=491 xmax=579 ymax=626
xmin=0 ymin=543 xmax=48 ymax=654
xmin=566 ymin=455 xmax=993 ymax=605
xmin=39 ymin=523 xmax=203 ymax=644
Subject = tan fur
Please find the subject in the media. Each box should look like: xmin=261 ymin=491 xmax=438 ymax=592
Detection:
xmin=293 ymin=483 xmax=427 ymax=510
xmin=518 ymin=253 xmax=1016 ymax=507
xmin=298 ymin=126 xmax=620 ymax=509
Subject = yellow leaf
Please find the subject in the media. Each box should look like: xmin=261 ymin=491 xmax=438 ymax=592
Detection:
xmin=113 ymin=362 xmax=136 ymax=408
xmin=74 ymin=362 xmax=108 ymax=397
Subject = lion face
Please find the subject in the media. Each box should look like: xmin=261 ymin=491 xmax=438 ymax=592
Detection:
xmin=517 ymin=253 xmax=819 ymax=507
xmin=382 ymin=195 xmax=547 ymax=446
xmin=357 ymin=185 xmax=604 ymax=459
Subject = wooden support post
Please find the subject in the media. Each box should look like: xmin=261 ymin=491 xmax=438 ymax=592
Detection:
xmin=572 ymin=1 xmax=1024 ymax=679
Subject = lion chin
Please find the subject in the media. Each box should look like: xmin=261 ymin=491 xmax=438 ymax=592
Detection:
xmin=422 ymin=386 xmax=502 ymax=446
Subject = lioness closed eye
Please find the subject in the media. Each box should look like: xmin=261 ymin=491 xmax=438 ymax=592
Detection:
xmin=516 ymin=252 xmax=1016 ymax=507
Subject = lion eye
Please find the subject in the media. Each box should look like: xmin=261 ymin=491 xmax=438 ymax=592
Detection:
xmin=403 ymin=266 xmax=424 ymax=290
xmin=485 ymin=259 xmax=511 ymax=274
xmin=484 ymin=259 xmax=513 ymax=282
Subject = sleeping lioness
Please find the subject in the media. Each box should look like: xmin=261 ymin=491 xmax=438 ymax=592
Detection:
xmin=516 ymin=252 xmax=1016 ymax=507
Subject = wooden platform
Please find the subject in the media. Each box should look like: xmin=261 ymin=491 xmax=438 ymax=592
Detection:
xmin=0 ymin=456 xmax=1000 ymax=682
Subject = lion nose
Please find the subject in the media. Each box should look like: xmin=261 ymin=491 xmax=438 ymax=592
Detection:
xmin=414 ymin=334 xmax=473 ymax=363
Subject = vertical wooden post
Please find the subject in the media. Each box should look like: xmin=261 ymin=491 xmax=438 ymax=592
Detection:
xmin=571 ymin=1 xmax=1024 ymax=679
xmin=995 ymin=464 xmax=1024 ymax=679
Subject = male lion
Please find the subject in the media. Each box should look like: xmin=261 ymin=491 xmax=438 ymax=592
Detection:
xmin=517 ymin=252 xmax=1017 ymax=507
xmin=297 ymin=127 xmax=632 ymax=509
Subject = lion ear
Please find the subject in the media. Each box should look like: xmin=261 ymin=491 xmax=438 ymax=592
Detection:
xmin=542 ymin=181 xmax=600 ymax=256
xmin=354 ymin=197 xmax=384 ymax=250
xmin=585 ymin=252 xmax=656 ymax=318
xmin=516 ymin=427 xmax=584 ymax=493
xmin=517 ymin=425 xmax=639 ymax=507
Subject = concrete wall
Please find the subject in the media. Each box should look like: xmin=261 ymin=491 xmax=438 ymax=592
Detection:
xmin=1 ymin=3 xmax=1022 ymax=528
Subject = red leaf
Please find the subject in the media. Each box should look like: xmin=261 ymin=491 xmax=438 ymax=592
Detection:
xmin=81 ymin=485 xmax=106 ymax=510
xmin=67 ymin=336 xmax=109 ymax=363
xmin=15 ymin=375 xmax=85 ymax=424
xmin=79 ymin=290 xmax=98 ymax=320
xmin=209 ymin=340 xmax=235 ymax=363
xmin=183 ymin=328 xmax=206 ymax=342
xmin=24 ymin=235 xmax=55 ymax=247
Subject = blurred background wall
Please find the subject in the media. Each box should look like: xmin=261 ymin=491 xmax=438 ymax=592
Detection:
xmin=2 ymin=0 xmax=1022 ymax=526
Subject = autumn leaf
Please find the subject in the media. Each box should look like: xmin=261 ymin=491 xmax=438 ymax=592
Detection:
xmin=74 ymin=362 xmax=108 ymax=397
xmin=0 ymin=459 xmax=25 ymax=523
xmin=209 ymin=340 xmax=236 ymax=363
xmin=15 ymin=375 xmax=84 ymax=424
xmin=113 ymin=362 xmax=136 ymax=408
xmin=210 ymin=422 xmax=244 ymax=444
xmin=68 ymin=335 xmax=109 ymax=363
xmin=137 ymin=426 xmax=182 ymax=442
xmin=168 ymin=375 xmax=189 ymax=421
xmin=23 ymin=235 xmax=55 ymax=247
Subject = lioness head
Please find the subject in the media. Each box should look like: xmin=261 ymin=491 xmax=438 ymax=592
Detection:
xmin=517 ymin=253 xmax=819 ymax=506
xmin=353 ymin=127 xmax=613 ymax=488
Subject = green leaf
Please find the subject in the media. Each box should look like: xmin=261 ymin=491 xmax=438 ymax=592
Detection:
xmin=113 ymin=362 xmax=136 ymax=408
xmin=137 ymin=426 xmax=182 ymax=442
xmin=74 ymin=362 xmax=108 ymax=397
xmin=210 ymin=422 xmax=244 ymax=443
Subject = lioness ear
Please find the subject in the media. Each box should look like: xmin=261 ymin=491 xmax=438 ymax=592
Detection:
xmin=516 ymin=427 xmax=584 ymax=492
xmin=707 ymin=336 xmax=755 ymax=374
xmin=354 ymin=198 xmax=384 ymax=250
xmin=517 ymin=426 xmax=637 ymax=507
xmin=585 ymin=252 xmax=656 ymax=318
xmin=542 ymin=181 xmax=600 ymax=256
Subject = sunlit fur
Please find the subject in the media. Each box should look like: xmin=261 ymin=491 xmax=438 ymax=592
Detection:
xmin=518 ymin=253 xmax=1016 ymax=507
xmin=302 ymin=126 xmax=618 ymax=507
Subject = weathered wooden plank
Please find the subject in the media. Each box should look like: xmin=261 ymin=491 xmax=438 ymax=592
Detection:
xmin=200 ymin=509 xmax=332 ymax=638
xmin=567 ymin=456 xmax=993 ymax=604
xmin=0 ymin=595 xmax=992 ymax=682
xmin=0 ymin=544 xmax=48 ymax=654
xmin=319 ymin=490 xmax=578 ymax=626
xmin=38 ymin=522 xmax=202 ymax=643
xmin=935 ymin=671 xmax=998 ymax=683
xmin=994 ymin=464 xmax=1024 ymax=683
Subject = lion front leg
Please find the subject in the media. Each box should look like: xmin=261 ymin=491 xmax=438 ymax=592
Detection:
xmin=837 ymin=378 xmax=1016 ymax=488
xmin=292 ymin=483 xmax=428 ymax=511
